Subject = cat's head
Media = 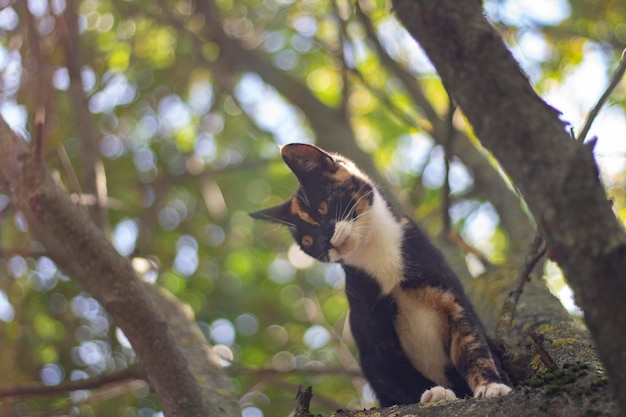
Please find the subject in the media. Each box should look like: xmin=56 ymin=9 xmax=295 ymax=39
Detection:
xmin=250 ymin=143 xmax=375 ymax=263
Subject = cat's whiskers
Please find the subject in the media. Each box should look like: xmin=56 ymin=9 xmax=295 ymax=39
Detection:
xmin=337 ymin=183 xmax=371 ymax=221
xmin=298 ymin=187 xmax=311 ymax=208
xmin=343 ymin=188 xmax=373 ymax=222
xmin=255 ymin=223 xmax=295 ymax=247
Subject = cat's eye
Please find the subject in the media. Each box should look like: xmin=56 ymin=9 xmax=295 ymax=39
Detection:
xmin=318 ymin=201 xmax=328 ymax=216
xmin=301 ymin=235 xmax=314 ymax=247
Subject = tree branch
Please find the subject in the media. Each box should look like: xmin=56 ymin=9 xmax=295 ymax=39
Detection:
xmin=442 ymin=94 xmax=455 ymax=234
xmin=496 ymin=231 xmax=546 ymax=333
xmin=228 ymin=365 xmax=363 ymax=379
xmin=0 ymin=366 xmax=144 ymax=399
xmin=59 ymin=4 xmax=108 ymax=231
xmin=0 ymin=117 xmax=239 ymax=417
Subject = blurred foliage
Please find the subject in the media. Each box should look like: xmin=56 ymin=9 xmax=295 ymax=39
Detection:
xmin=0 ymin=0 xmax=624 ymax=416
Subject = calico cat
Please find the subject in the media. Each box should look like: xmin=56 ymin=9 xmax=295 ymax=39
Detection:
xmin=250 ymin=143 xmax=511 ymax=406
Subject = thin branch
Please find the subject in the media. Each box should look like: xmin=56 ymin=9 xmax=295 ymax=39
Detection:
xmin=344 ymin=65 xmax=431 ymax=131
xmin=313 ymin=8 xmax=431 ymax=132
xmin=0 ymin=248 xmax=47 ymax=259
xmin=355 ymin=0 xmax=440 ymax=124
xmin=228 ymin=365 xmax=363 ymax=379
xmin=33 ymin=107 xmax=46 ymax=166
xmin=496 ymin=231 xmax=547 ymax=333
xmin=258 ymin=376 xmax=345 ymax=412
xmin=529 ymin=331 xmax=558 ymax=372
xmin=21 ymin=1 xmax=55 ymax=119
xmin=510 ymin=231 xmax=547 ymax=306
xmin=331 ymin=0 xmax=352 ymax=114
xmin=293 ymin=386 xmax=315 ymax=417
xmin=442 ymin=94 xmax=456 ymax=234
xmin=24 ymin=379 xmax=146 ymax=417
xmin=68 ymin=193 xmax=126 ymax=210
xmin=56 ymin=144 xmax=84 ymax=199
xmin=446 ymin=230 xmax=492 ymax=267
xmin=58 ymin=4 xmax=108 ymax=231
xmin=0 ymin=365 xmax=144 ymax=399
xmin=577 ymin=49 xmax=626 ymax=142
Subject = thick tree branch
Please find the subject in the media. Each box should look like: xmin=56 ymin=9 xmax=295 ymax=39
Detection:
xmin=329 ymin=387 xmax=619 ymax=417
xmin=391 ymin=1 xmax=626 ymax=413
xmin=0 ymin=117 xmax=239 ymax=417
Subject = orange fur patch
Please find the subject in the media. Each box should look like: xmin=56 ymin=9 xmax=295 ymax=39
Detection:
xmin=353 ymin=192 xmax=371 ymax=217
xmin=290 ymin=197 xmax=318 ymax=225
xmin=329 ymin=165 xmax=352 ymax=182
xmin=392 ymin=286 xmax=465 ymax=386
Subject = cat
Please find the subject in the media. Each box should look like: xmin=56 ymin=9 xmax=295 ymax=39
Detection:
xmin=250 ymin=143 xmax=512 ymax=406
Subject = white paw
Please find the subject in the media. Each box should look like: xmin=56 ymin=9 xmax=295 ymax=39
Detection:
xmin=420 ymin=386 xmax=458 ymax=403
xmin=473 ymin=382 xmax=512 ymax=399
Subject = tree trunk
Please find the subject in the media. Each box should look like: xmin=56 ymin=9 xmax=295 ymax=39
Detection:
xmin=390 ymin=0 xmax=626 ymax=414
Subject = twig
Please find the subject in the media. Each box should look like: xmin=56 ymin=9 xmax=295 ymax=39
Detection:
xmin=530 ymin=331 xmax=558 ymax=372
xmin=0 ymin=248 xmax=47 ymax=259
xmin=28 ymin=107 xmax=47 ymax=191
xmin=22 ymin=1 xmax=55 ymax=119
xmin=294 ymin=386 xmax=315 ymax=417
xmin=509 ymin=231 xmax=547 ymax=306
xmin=330 ymin=0 xmax=352 ymax=114
xmin=496 ymin=231 xmax=546 ymax=334
xmin=56 ymin=144 xmax=84 ymax=198
xmin=355 ymin=1 xmax=440 ymax=124
xmin=446 ymin=230 xmax=492 ymax=267
xmin=59 ymin=3 xmax=108 ymax=230
xmin=314 ymin=6 xmax=432 ymax=133
xmin=577 ymin=49 xmax=626 ymax=142
xmin=250 ymin=376 xmax=344 ymax=412
xmin=442 ymin=93 xmax=456 ymax=234
xmin=0 ymin=365 xmax=144 ymax=399
xmin=344 ymin=65 xmax=431 ymax=131
xmin=33 ymin=107 xmax=46 ymax=167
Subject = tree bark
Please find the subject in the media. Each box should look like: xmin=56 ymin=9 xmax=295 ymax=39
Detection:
xmin=0 ymin=117 xmax=239 ymax=417
xmin=391 ymin=1 xmax=626 ymax=414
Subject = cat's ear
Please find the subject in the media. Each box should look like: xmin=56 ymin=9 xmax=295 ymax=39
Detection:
xmin=249 ymin=200 xmax=294 ymax=227
xmin=280 ymin=143 xmax=336 ymax=181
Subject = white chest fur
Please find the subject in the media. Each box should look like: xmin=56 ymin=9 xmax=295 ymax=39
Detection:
xmin=392 ymin=288 xmax=451 ymax=386
xmin=332 ymin=191 xmax=405 ymax=295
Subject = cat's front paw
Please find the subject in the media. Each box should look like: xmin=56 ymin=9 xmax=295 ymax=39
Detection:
xmin=473 ymin=382 xmax=512 ymax=399
xmin=420 ymin=386 xmax=457 ymax=403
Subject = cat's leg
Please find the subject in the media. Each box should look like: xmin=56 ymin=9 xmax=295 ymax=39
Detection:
xmin=449 ymin=313 xmax=512 ymax=398
xmin=360 ymin=346 xmax=436 ymax=407
xmin=473 ymin=382 xmax=512 ymax=398
xmin=420 ymin=386 xmax=457 ymax=403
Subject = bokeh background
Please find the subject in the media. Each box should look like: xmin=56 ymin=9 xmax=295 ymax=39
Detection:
xmin=0 ymin=0 xmax=625 ymax=416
